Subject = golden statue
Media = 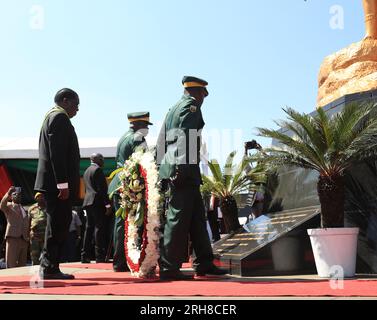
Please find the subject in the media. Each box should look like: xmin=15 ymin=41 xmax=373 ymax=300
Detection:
xmin=317 ymin=0 xmax=377 ymax=107
xmin=364 ymin=0 xmax=377 ymax=39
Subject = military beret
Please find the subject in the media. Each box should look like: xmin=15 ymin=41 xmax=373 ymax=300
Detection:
xmin=127 ymin=112 xmax=153 ymax=125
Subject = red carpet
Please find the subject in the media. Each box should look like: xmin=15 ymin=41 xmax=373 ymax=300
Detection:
xmin=0 ymin=271 xmax=377 ymax=297
xmin=63 ymin=263 xmax=113 ymax=270
xmin=63 ymin=262 xmax=193 ymax=270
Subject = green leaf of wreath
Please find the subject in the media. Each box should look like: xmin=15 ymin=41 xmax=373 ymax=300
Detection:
xmin=134 ymin=202 xmax=145 ymax=227
xmin=115 ymin=207 xmax=124 ymax=218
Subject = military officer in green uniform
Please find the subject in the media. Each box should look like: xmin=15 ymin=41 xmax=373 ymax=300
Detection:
xmin=157 ymin=76 xmax=227 ymax=280
xmin=109 ymin=112 xmax=152 ymax=272
xmin=28 ymin=192 xmax=47 ymax=265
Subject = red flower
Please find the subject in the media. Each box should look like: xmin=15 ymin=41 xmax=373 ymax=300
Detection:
xmin=124 ymin=164 xmax=149 ymax=274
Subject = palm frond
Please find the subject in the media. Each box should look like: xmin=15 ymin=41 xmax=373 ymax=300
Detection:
xmin=284 ymin=107 xmax=328 ymax=154
xmin=207 ymin=159 xmax=223 ymax=183
xmin=231 ymin=155 xmax=253 ymax=192
xmin=258 ymin=127 xmax=327 ymax=172
xmin=202 ymin=175 xmax=227 ymax=198
xmin=202 ymin=151 xmax=267 ymax=199
xmin=223 ymin=151 xmax=237 ymax=189
xmin=258 ymin=102 xmax=377 ymax=177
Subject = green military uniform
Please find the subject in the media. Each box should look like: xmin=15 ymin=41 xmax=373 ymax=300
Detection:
xmin=28 ymin=203 xmax=47 ymax=265
xmin=109 ymin=112 xmax=152 ymax=272
xmin=158 ymin=76 xmax=214 ymax=275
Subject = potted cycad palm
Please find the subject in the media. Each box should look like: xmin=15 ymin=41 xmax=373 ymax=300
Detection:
xmin=202 ymin=151 xmax=266 ymax=234
xmin=257 ymin=102 xmax=377 ymax=277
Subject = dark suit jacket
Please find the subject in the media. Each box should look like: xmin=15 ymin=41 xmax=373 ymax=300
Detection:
xmin=82 ymin=164 xmax=110 ymax=209
xmin=34 ymin=110 xmax=81 ymax=199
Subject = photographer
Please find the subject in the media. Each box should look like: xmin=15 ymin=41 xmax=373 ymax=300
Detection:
xmin=244 ymin=140 xmax=265 ymax=221
xmin=0 ymin=187 xmax=30 ymax=268
xmin=244 ymin=139 xmax=263 ymax=156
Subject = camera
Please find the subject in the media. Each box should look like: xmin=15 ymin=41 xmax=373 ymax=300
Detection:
xmin=244 ymin=140 xmax=262 ymax=152
xmin=14 ymin=187 xmax=22 ymax=193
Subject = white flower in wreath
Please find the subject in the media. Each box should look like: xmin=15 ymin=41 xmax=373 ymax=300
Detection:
xmin=121 ymin=150 xmax=161 ymax=278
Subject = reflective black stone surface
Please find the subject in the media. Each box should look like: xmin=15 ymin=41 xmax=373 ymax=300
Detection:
xmin=214 ymin=207 xmax=320 ymax=276
xmin=215 ymin=89 xmax=377 ymax=276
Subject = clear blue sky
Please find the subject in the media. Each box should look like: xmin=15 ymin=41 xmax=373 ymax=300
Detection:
xmin=0 ymin=0 xmax=365 ymax=161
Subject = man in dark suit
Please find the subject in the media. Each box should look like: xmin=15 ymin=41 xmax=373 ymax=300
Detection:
xmin=35 ymin=88 xmax=81 ymax=280
xmin=81 ymin=153 xmax=112 ymax=263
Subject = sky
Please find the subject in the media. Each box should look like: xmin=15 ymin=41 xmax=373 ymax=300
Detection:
xmin=0 ymin=0 xmax=366 ymax=163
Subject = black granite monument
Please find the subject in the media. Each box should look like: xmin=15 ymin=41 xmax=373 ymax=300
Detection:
xmin=214 ymin=89 xmax=377 ymax=276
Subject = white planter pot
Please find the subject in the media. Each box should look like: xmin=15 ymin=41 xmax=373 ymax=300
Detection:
xmin=307 ymin=228 xmax=359 ymax=278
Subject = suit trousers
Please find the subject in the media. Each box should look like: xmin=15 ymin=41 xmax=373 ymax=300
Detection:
xmin=159 ymin=186 xmax=214 ymax=273
xmin=6 ymin=237 xmax=28 ymax=268
xmin=207 ymin=210 xmax=221 ymax=242
xmin=112 ymin=194 xmax=128 ymax=271
xmin=40 ymin=194 xmax=72 ymax=274
xmin=61 ymin=231 xmax=79 ymax=262
xmin=81 ymin=205 xmax=106 ymax=261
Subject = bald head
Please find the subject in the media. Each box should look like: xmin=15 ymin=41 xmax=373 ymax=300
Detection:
xmin=90 ymin=153 xmax=104 ymax=167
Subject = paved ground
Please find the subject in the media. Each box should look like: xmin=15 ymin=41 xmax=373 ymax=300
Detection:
xmin=1 ymin=263 xmax=377 ymax=300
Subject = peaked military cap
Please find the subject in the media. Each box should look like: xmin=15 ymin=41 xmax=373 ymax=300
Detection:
xmin=182 ymin=76 xmax=208 ymax=88
xmin=127 ymin=112 xmax=153 ymax=125
xmin=182 ymin=76 xmax=209 ymax=96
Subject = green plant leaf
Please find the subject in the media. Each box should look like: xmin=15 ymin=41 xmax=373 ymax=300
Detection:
xmin=134 ymin=202 xmax=145 ymax=227
xmin=115 ymin=207 xmax=124 ymax=218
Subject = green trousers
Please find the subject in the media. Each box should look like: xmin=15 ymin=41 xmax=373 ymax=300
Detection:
xmin=30 ymin=237 xmax=44 ymax=266
xmin=159 ymin=186 xmax=214 ymax=273
xmin=112 ymin=194 xmax=127 ymax=271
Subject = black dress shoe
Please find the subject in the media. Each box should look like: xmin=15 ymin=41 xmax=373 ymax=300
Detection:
xmin=113 ymin=264 xmax=130 ymax=272
xmin=95 ymin=259 xmax=105 ymax=263
xmin=81 ymin=258 xmax=91 ymax=264
xmin=42 ymin=272 xmax=75 ymax=280
xmin=195 ymin=265 xmax=228 ymax=277
xmin=160 ymin=271 xmax=194 ymax=281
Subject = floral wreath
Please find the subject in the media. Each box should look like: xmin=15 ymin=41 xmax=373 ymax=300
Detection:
xmin=113 ymin=150 xmax=161 ymax=278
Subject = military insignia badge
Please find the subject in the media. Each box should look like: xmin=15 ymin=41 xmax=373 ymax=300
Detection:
xmin=190 ymin=105 xmax=197 ymax=113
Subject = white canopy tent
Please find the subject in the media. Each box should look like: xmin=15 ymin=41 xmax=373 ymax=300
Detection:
xmin=0 ymin=137 xmax=157 ymax=159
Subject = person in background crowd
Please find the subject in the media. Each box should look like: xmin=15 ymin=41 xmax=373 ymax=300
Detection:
xmin=0 ymin=187 xmax=30 ymax=268
xmin=250 ymin=190 xmax=265 ymax=221
xmin=81 ymin=153 xmax=112 ymax=263
xmin=34 ymin=88 xmax=81 ymax=279
xmin=61 ymin=208 xmax=82 ymax=262
xmin=28 ymin=192 xmax=47 ymax=265
xmin=0 ymin=209 xmax=6 ymax=260
xmin=207 ymin=193 xmax=221 ymax=242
